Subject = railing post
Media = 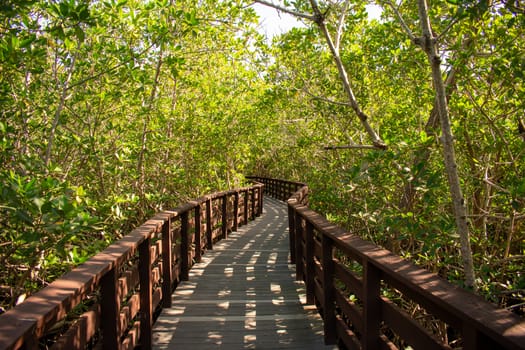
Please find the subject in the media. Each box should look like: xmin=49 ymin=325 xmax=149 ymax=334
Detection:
xmin=233 ymin=191 xmax=239 ymax=231
xmin=259 ymin=185 xmax=264 ymax=215
xmin=243 ymin=190 xmax=249 ymax=225
xmin=321 ymin=234 xmax=337 ymax=345
xmin=181 ymin=212 xmax=189 ymax=281
xmin=295 ymin=212 xmax=304 ymax=282
xmin=255 ymin=186 xmax=261 ymax=217
xmin=206 ymin=198 xmax=213 ymax=250
xmin=194 ymin=204 xmax=202 ymax=262
xmin=139 ymin=237 xmax=153 ymax=349
xmin=363 ymin=259 xmax=381 ymax=350
xmin=463 ymin=325 xmax=495 ymax=350
xmin=221 ymin=194 xmax=228 ymax=238
xmin=162 ymin=217 xmax=173 ymax=308
xmin=250 ymin=188 xmax=256 ymax=220
xmin=463 ymin=326 xmax=480 ymax=350
xmin=288 ymin=203 xmax=296 ymax=264
xmin=100 ymin=267 xmax=119 ymax=350
xmin=305 ymin=221 xmax=315 ymax=305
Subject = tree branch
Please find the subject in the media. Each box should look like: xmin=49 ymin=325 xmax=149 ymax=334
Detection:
xmin=335 ymin=0 xmax=351 ymax=52
xmin=381 ymin=0 xmax=417 ymax=43
xmin=66 ymin=42 xmax=156 ymax=91
xmin=302 ymin=88 xmax=352 ymax=107
xmin=255 ymin=0 xmax=386 ymax=149
xmin=437 ymin=17 xmax=460 ymax=41
xmin=324 ymin=144 xmax=378 ymax=150
xmin=252 ymin=0 xmax=316 ymax=22
xmin=309 ymin=0 xmax=386 ymax=149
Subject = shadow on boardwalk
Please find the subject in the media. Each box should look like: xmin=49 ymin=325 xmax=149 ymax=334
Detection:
xmin=152 ymin=197 xmax=337 ymax=349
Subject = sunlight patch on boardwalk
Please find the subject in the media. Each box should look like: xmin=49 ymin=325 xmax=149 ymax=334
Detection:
xmin=152 ymin=197 xmax=336 ymax=349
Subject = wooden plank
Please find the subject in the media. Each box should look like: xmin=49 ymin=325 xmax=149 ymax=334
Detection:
xmin=162 ymin=218 xmax=173 ymax=308
xmin=152 ymin=266 xmax=161 ymax=285
xmin=119 ymin=293 xmax=140 ymax=337
xmin=121 ymin=321 xmax=140 ymax=350
xmin=50 ymin=306 xmax=100 ymax=350
xmin=362 ymin=259 xmax=381 ymax=350
xmin=139 ymin=237 xmax=153 ymax=349
xmin=101 ymin=267 xmax=120 ymax=349
xmin=194 ymin=204 xmax=202 ymax=262
xmin=381 ymin=297 xmax=451 ymax=350
xmin=118 ymin=265 xmax=139 ymax=300
xmin=334 ymin=289 xmax=362 ymax=334
xmin=321 ymin=234 xmax=336 ymax=344
xmin=152 ymin=198 xmax=336 ymax=350
xmin=291 ymin=202 xmax=525 ymax=350
xmin=150 ymin=240 xmax=162 ymax=264
xmin=180 ymin=212 xmax=189 ymax=281
xmin=335 ymin=315 xmax=361 ymax=350
xmin=333 ymin=260 xmax=363 ymax=299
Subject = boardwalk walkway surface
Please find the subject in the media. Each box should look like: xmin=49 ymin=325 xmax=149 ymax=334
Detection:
xmin=152 ymin=197 xmax=336 ymax=349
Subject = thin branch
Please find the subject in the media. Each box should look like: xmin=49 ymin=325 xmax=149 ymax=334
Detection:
xmin=335 ymin=0 xmax=351 ymax=52
xmin=252 ymin=0 xmax=316 ymax=22
xmin=483 ymin=177 xmax=510 ymax=194
xmin=303 ymin=89 xmax=352 ymax=106
xmin=324 ymin=145 xmax=378 ymax=150
xmin=298 ymin=75 xmax=353 ymax=106
xmin=66 ymin=42 xmax=156 ymax=91
xmin=310 ymin=0 xmax=386 ymax=149
xmin=45 ymin=42 xmax=80 ymax=168
xmin=493 ymin=255 xmax=525 ymax=267
xmin=381 ymin=0 xmax=417 ymax=43
xmin=256 ymin=0 xmax=386 ymax=149
xmin=437 ymin=17 xmax=460 ymax=41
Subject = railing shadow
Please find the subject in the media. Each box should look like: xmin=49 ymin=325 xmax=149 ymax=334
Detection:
xmin=250 ymin=176 xmax=525 ymax=350
xmin=151 ymin=197 xmax=329 ymax=349
xmin=0 ymin=184 xmax=264 ymax=350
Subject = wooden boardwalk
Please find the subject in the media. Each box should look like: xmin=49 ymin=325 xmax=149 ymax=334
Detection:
xmin=152 ymin=197 xmax=336 ymax=349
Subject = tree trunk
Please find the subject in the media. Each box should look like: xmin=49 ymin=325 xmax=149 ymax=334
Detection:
xmin=399 ymin=61 xmax=458 ymax=212
xmin=416 ymin=0 xmax=476 ymax=288
xmin=44 ymin=46 xmax=79 ymax=169
xmin=136 ymin=50 xmax=163 ymax=198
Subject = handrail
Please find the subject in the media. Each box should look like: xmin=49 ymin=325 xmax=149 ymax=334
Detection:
xmin=0 ymin=183 xmax=264 ymax=350
xmin=256 ymin=177 xmax=525 ymax=350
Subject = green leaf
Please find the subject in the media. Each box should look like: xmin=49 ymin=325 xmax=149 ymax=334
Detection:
xmin=32 ymin=197 xmax=45 ymax=212
xmin=15 ymin=209 xmax=33 ymax=225
xmin=59 ymin=2 xmax=69 ymax=17
xmin=74 ymin=26 xmax=85 ymax=43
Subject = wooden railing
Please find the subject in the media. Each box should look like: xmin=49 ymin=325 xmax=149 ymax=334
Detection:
xmin=0 ymin=183 xmax=263 ymax=350
xmin=253 ymin=176 xmax=525 ymax=350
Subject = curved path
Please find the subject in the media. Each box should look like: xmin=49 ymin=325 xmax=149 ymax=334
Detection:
xmin=152 ymin=197 xmax=336 ymax=349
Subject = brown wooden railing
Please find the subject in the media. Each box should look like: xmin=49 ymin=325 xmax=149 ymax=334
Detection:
xmin=251 ymin=176 xmax=525 ymax=350
xmin=0 ymin=183 xmax=263 ymax=350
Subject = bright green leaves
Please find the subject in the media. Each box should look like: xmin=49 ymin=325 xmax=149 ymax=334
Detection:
xmin=46 ymin=0 xmax=92 ymax=43
xmin=47 ymin=0 xmax=90 ymax=22
xmin=0 ymin=171 xmax=96 ymax=234
xmin=0 ymin=169 xmax=101 ymax=303
xmin=184 ymin=10 xmax=200 ymax=27
xmin=165 ymin=49 xmax=185 ymax=78
xmin=446 ymin=0 xmax=491 ymax=20
xmin=0 ymin=0 xmax=267 ymax=310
